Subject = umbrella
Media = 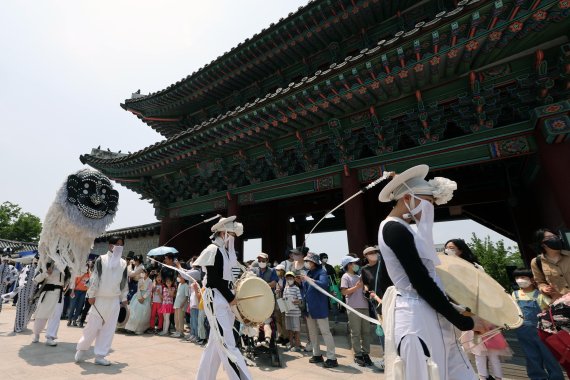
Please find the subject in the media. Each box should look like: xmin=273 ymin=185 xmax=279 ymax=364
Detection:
xmin=147 ymin=246 xmax=178 ymax=257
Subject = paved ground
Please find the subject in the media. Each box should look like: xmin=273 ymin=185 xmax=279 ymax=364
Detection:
xmin=0 ymin=305 xmax=385 ymax=379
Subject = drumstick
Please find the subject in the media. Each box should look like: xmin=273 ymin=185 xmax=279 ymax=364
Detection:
xmin=236 ymin=294 xmax=264 ymax=301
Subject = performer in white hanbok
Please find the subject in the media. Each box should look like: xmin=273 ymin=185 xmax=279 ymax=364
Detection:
xmin=0 ymin=255 xmax=19 ymax=314
xmin=32 ymin=261 xmax=69 ymax=346
xmin=2 ymin=257 xmax=39 ymax=333
xmin=125 ymin=266 xmax=152 ymax=334
xmin=75 ymin=236 xmax=128 ymax=366
xmin=195 ymin=216 xmax=253 ymax=380
xmin=377 ymin=165 xmax=483 ymax=380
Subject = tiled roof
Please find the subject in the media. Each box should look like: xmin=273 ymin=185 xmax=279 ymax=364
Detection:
xmin=95 ymin=222 xmax=161 ymax=241
xmin=0 ymin=239 xmax=38 ymax=253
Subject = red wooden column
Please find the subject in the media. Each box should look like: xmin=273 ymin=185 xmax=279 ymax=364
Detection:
xmin=159 ymin=217 xmax=177 ymax=246
xmin=535 ymin=131 xmax=570 ymax=227
xmin=341 ymin=168 xmax=368 ymax=256
xmin=263 ymin=211 xmax=289 ymax=263
xmin=227 ymin=194 xmax=244 ymax=262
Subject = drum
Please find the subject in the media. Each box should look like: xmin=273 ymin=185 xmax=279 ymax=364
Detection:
xmin=233 ymin=275 xmax=274 ymax=325
xmin=436 ymin=253 xmax=523 ymax=329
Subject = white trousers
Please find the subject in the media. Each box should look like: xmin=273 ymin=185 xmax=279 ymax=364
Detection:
xmin=306 ymin=316 xmax=336 ymax=360
xmin=33 ymin=300 xmax=63 ymax=339
xmin=393 ymin=294 xmax=477 ymax=380
xmin=475 ymin=353 xmax=503 ymax=378
xmin=76 ymin=296 xmax=120 ymax=357
xmin=196 ymin=289 xmax=252 ymax=380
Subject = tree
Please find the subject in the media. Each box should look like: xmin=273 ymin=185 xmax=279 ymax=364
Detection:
xmin=0 ymin=202 xmax=42 ymax=243
xmin=468 ymin=233 xmax=523 ymax=291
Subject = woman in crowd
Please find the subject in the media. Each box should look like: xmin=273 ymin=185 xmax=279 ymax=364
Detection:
xmin=125 ymin=267 xmax=152 ymax=335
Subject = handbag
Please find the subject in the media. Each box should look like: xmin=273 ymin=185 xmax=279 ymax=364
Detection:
xmin=545 ymin=308 xmax=570 ymax=365
xmin=483 ymin=332 xmax=508 ymax=350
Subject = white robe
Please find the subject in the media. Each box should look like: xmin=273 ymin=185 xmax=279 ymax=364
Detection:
xmin=125 ymin=277 xmax=152 ymax=333
xmin=34 ymin=268 xmax=65 ymax=319
xmin=77 ymin=252 xmax=127 ymax=358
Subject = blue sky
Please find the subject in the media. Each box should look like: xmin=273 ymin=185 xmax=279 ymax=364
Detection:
xmin=0 ymin=1 xmax=516 ymax=262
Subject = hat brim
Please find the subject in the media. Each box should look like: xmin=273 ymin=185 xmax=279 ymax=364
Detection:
xmin=378 ymin=164 xmax=430 ymax=202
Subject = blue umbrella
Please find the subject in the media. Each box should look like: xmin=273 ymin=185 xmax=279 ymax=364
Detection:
xmin=147 ymin=246 xmax=178 ymax=257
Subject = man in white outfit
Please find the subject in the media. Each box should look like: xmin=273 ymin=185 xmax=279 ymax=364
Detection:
xmin=377 ymin=165 xmax=484 ymax=380
xmin=75 ymin=236 xmax=128 ymax=366
xmin=32 ymin=262 xmax=68 ymax=346
xmin=194 ymin=216 xmax=253 ymax=380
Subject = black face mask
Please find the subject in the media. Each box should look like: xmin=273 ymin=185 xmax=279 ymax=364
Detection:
xmin=543 ymin=237 xmax=563 ymax=251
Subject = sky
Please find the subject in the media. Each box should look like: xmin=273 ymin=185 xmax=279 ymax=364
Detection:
xmin=0 ymin=1 xmax=516 ymax=263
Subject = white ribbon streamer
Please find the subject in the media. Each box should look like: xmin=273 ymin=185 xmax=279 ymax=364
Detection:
xmin=303 ymin=275 xmax=381 ymax=326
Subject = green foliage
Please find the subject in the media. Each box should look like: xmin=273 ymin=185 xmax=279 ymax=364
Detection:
xmin=468 ymin=233 xmax=523 ymax=291
xmin=0 ymin=202 xmax=42 ymax=243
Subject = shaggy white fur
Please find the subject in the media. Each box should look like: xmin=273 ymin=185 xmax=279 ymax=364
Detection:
xmin=38 ymin=169 xmax=116 ymax=285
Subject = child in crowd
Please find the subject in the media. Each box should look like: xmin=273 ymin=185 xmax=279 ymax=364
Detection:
xmin=158 ymin=278 xmax=175 ymax=336
xmin=197 ymin=285 xmax=207 ymax=345
xmin=462 ymin=324 xmax=511 ymax=380
xmin=512 ymin=268 xmax=564 ymax=380
xmin=340 ymin=255 xmax=372 ymax=367
xmin=172 ymin=273 xmax=188 ymax=338
xmin=149 ymin=275 xmax=163 ymax=333
xmin=283 ymin=272 xmax=302 ymax=352
xmin=187 ymin=278 xmax=201 ymax=342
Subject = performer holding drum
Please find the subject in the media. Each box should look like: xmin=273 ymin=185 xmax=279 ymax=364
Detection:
xmin=378 ymin=164 xmax=484 ymax=380
xmin=194 ymin=216 xmax=253 ymax=380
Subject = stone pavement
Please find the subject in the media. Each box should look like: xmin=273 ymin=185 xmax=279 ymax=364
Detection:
xmin=0 ymin=305 xmax=384 ymax=380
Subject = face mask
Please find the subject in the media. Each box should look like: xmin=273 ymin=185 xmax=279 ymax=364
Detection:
xmin=321 ymin=258 xmax=328 ymax=263
xmin=140 ymin=273 xmax=146 ymax=279
xmin=304 ymin=262 xmax=312 ymax=270
xmin=516 ymin=278 xmax=532 ymax=288
xmin=273 ymin=262 xmax=279 ymax=267
xmin=177 ymin=278 xmax=182 ymax=283
xmin=111 ymin=245 xmax=124 ymax=257
xmin=444 ymin=248 xmax=456 ymax=256
xmin=287 ymin=279 xmax=294 ymax=286
xmin=366 ymin=254 xmax=378 ymax=262
xmin=258 ymin=262 xmax=267 ymax=269
xmin=543 ymin=237 xmax=563 ymax=251
xmin=352 ymin=264 xmax=360 ymax=273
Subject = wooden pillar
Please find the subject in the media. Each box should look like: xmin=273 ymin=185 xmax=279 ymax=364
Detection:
xmin=342 ymin=168 xmax=367 ymax=257
xmin=536 ymin=131 xmax=570 ymax=227
xmin=159 ymin=217 xmax=178 ymax=246
xmin=261 ymin=210 xmax=288 ymax=263
xmin=227 ymin=194 xmax=244 ymax=262
xmin=293 ymin=216 xmax=306 ymax=249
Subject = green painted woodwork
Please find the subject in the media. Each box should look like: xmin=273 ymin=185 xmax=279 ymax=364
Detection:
xmin=81 ymin=0 xmax=570 ymax=217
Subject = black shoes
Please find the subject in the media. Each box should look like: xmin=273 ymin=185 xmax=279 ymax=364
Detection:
xmin=324 ymin=359 xmax=338 ymax=368
xmin=309 ymin=355 xmax=324 ymax=364
xmin=354 ymin=355 xmax=366 ymax=367
xmin=362 ymin=353 xmax=373 ymax=366
xmin=67 ymin=320 xmax=72 ymax=326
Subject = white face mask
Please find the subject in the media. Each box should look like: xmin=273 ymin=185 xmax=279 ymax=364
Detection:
xmin=287 ymin=279 xmax=294 ymax=286
xmin=404 ymin=194 xmax=439 ymax=266
xmin=273 ymin=262 xmax=279 ymax=267
xmin=258 ymin=262 xmax=267 ymax=269
xmin=177 ymin=278 xmax=182 ymax=283
xmin=321 ymin=258 xmax=328 ymax=263
xmin=304 ymin=262 xmax=312 ymax=270
xmin=366 ymin=254 xmax=378 ymax=262
xmin=444 ymin=248 xmax=457 ymax=256
xmin=516 ymin=278 xmax=532 ymax=289
xmin=140 ymin=273 xmax=146 ymax=279
xmin=111 ymin=245 xmax=124 ymax=257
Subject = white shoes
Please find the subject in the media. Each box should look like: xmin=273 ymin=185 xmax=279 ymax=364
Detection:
xmin=74 ymin=350 xmax=86 ymax=363
xmin=45 ymin=338 xmax=57 ymax=346
xmin=32 ymin=335 xmax=39 ymax=343
xmin=95 ymin=356 xmax=111 ymax=366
